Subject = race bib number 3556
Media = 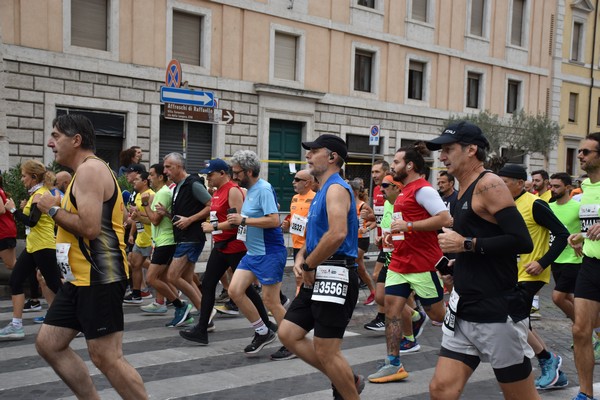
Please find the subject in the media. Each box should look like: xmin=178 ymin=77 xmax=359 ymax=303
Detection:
xmin=311 ymin=265 xmax=349 ymax=305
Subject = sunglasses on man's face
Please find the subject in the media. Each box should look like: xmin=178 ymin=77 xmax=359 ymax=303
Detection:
xmin=578 ymin=148 xmax=599 ymax=156
xmin=293 ymin=177 xmax=307 ymax=182
xmin=381 ymin=183 xmax=393 ymax=188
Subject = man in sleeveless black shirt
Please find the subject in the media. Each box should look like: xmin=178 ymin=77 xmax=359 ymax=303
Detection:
xmin=426 ymin=121 xmax=538 ymax=400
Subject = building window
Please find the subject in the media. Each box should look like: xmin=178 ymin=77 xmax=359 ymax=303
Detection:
xmin=408 ymin=61 xmax=425 ymax=100
xmin=56 ymin=107 xmax=125 ymax=169
xmin=411 ymin=0 xmax=428 ymax=23
xmin=466 ymin=72 xmax=481 ymax=109
xmin=501 ymin=147 xmax=525 ymax=164
xmin=354 ymin=50 xmax=374 ymax=93
xmin=571 ymin=21 xmax=583 ymax=62
xmin=274 ymin=32 xmax=297 ymax=81
xmin=506 ymin=80 xmax=520 ymax=114
xmin=566 ymin=147 xmax=576 ymax=176
xmin=357 ymin=0 xmax=375 ymax=8
xmin=71 ymin=0 xmax=108 ymax=50
xmin=569 ymin=93 xmax=578 ymax=123
xmin=469 ymin=0 xmax=485 ymax=37
xmin=510 ymin=0 xmax=526 ymax=47
xmin=173 ymin=11 xmax=202 ymax=66
xmin=597 ymin=98 xmax=600 ymax=126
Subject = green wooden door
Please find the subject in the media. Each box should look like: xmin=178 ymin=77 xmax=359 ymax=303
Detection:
xmin=268 ymin=119 xmax=303 ymax=212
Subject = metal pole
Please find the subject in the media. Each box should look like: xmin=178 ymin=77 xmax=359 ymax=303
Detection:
xmin=183 ymin=121 xmax=188 ymax=169
xmin=369 ymin=145 xmax=375 ymax=207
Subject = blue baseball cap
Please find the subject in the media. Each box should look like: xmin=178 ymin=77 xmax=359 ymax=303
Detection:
xmin=200 ymin=158 xmax=229 ymax=174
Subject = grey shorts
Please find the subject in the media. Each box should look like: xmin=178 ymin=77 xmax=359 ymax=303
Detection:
xmin=132 ymin=244 xmax=152 ymax=257
xmin=441 ymin=316 xmax=533 ymax=369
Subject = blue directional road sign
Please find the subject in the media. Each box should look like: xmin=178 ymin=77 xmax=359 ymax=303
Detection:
xmin=160 ymin=86 xmax=215 ymax=107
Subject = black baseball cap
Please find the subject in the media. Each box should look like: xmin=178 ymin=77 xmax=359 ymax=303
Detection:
xmin=426 ymin=121 xmax=490 ymax=151
xmin=302 ymin=134 xmax=348 ymax=160
xmin=126 ymin=164 xmax=146 ymax=174
xmin=497 ymin=164 xmax=528 ymax=181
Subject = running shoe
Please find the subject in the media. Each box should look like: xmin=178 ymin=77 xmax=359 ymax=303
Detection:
xmin=180 ymin=325 xmax=208 ymax=345
xmin=332 ymin=374 xmax=365 ymax=399
xmin=214 ymin=300 xmax=239 ymax=315
xmin=173 ymin=302 xmax=193 ymax=327
xmin=0 ymin=322 xmax=25 ymax=341
xmin=178 ymin=316 xmax=195 ymax=327
xmin=399 ymin=337 xmax=421 ymax=353
xmin=23 ymin=298 xmax=42 ymax=312
xmin=33 ymin=315 xmax=45 ymax=324
xmin=572 ymin=392 xmax=598 ymax=400
xmin=537 ymin=370 xmax=568 ymax=390
xmin=140 ymin=288 xmax=153 ymax=299
xmin=123 ymin=293 xmax=143 ymax=305
xmin=412 ymin=310 xmax=429 ymax=338
xmin=244 ymin=330 xmax=276 ymax=354
xmin=141 ymin=301 xmax=168 ymax=314
xmin=536 ymin=352 xmax=562 ymax=388
xmin=364 ymin=315 xmax=385 ymax=331
xmin=368 ymin=359 xmax=408 ymax=383
xmin=215 ymin=288 xmax=229 ymax=303
xmin=530 ymin=306 xmax=541 ymax=320
xmin=364 ymin=291 xmax=376 ymax=306
xmin=270 ymin=346 xmax=297 ymax=361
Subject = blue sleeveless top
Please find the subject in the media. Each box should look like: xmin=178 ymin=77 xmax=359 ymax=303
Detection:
xmin=306 ymin=173 xmax=358 ymax=259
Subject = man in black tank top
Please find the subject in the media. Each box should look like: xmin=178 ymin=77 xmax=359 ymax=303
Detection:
xmin=426 ymin=121 xmax=539 ymax=400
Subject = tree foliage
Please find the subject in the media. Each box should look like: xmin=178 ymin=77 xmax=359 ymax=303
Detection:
xmin=444 ymin=110 xmax=561 ymax=172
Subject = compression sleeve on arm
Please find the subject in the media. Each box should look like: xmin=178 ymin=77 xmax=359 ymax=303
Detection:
xmin=475 ymin=206 xmax=533 ymax=256
xmin=13 ymin=203 xmax=42 ymax=227
xmin=532 ymin=200 xmax=569 ymax=268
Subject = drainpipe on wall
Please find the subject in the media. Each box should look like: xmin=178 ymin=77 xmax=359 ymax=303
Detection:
xmin=588 ymin=0 xmax=599 ymax=131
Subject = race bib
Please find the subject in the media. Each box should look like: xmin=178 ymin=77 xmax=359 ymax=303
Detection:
xmin=56 ymin=243 xmax=76 ymax=282
xmin=210 ymin=211 xmax=222 ymax=235
xmin=135 ymin=221 xmax=144 ymax=232
xmin=289 ymin=214 xmax=308 ymax=237
xmin=374 ymin=206 xmax=384 ymax=227
xmin=237 ymin=215 xmax=248 ymax=241
xmin=311 ymin=265 xmax=349 ymax=305
xmin=392 ymin=212 xmax=405 ymax=241
xmin=442 ymin=289 xmax=459 ymax=337
xmin=580 ymin=204 xmax=600 ymax=234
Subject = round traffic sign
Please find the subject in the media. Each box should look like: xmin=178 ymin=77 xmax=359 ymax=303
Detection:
xmin=371 ymin=125 xmax=380 ymax=136
xmin=165 ymin=59 xmax=182 ymax=88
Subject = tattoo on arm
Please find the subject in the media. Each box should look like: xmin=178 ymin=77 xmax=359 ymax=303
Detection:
xmin=474 ymin=182 xmax=502 ymax=196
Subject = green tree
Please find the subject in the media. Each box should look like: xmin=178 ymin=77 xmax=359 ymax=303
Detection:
xmin=444 ymin=110 xmax=561 ymax=172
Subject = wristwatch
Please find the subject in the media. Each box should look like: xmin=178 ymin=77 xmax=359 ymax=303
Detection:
xmin=48 ymin=206 xmax=60 ymax=219
xmin=141 ymin=202 xmax=149 ymax=207
xmin=9 ymin=207 xmax=16 ymax=214
xmin=212 ymin=221 xmax=219 ymax=230
xmin=241 ymin=217 xmax=247 ymax=226
xmin=301 ymin=262 xmax=315 ymax=272
xmin=463 ymin=237 xmax=475 ymax=252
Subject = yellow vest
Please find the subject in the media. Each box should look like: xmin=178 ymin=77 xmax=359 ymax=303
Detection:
xmin=134 ymin=188 xmax=154 ymax=248
xmin=24 ymin=186 xmax=55 ymax=252
xmin=516 ymin=192 xmax=551 ymax=283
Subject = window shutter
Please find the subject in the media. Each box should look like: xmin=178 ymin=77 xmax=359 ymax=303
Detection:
xmin=511 ymin=0 xmax=525 ymax=46
xmin=470 ymin=0 xmax=484 ymax=37
xmin=173 ymin=11 xmax=201 ymax=66
xmin=71 ymin=0 xmax=108 ymax=50
xmin=572 ymin=22 xmax=582 ymax=61
xmin=274 ymin=33 xmax=297 ymax=81
xmin=412 ymin=0 xmax=428 ymax=22
xmin=159 ymin=114 xmax=212 ymax=173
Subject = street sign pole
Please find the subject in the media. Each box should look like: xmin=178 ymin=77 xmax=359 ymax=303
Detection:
xmin=183 ymin=121 xmax=188 ymax=169
xmin=369 ymin=125 xmax=381 ymax=207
